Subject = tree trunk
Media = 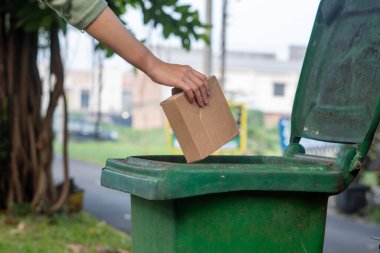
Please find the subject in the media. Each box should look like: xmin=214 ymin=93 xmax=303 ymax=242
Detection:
xmin=0 ymin=17 xmax=70 ymax=211
xmin=0 ymin=0 xmax=9 ymax=210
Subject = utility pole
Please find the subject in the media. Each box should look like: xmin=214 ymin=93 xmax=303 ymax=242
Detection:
xmin=95 ymin=49 xmax=104 ymax=140
xmin=220 ymin=0 xmax=228 ymax=89
xmin=204 ymin=0 xmax=213 ymax=76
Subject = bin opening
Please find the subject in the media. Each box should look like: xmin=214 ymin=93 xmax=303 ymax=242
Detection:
xmin=129 ymin=155 xmax=333 ymax=166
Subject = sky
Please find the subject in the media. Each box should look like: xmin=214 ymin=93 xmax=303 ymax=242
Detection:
xmin=63 ymin=0 xmax=321 ymax=71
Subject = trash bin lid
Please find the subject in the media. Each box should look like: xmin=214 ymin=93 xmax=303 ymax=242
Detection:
xmin=290 ymin=0 xmax=380 ymax=147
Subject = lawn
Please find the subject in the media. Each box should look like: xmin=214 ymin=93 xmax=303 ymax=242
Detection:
xmin=0 ymin=211 xmax=131 ymax=253
xmin=55 ymin=127 xmax=169 ymax=166
xmin=55 ymin=111 xmax=282 ymax=166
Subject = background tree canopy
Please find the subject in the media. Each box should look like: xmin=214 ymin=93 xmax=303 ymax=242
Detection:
xmin=0 ymin=0 xmax=209 ymax=212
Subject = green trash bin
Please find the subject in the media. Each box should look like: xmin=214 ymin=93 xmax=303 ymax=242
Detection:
xmin=101 ymin=1 xmax=380 ymax=252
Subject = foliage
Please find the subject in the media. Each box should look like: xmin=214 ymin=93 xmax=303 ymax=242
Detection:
xmin=5 ymin=0 xmax=65 ymax=32
xmin=0 ymin=0 xmax=208 ymax=211
xmin=7 ymin=0 xmax=210 ymax=47
xmin=246 ymin=110 xmax=281 ymax=156
xmin=0 ymin=211 xmax=131 ymax=253
xmin=101 ymin=0 xmax=210 ymax=55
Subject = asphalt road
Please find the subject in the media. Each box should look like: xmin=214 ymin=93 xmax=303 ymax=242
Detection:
xmin=324 ymin=211 xmax=380 ymax=253
xmin=54 ymin=156 xmax=380 ymax=253
xmin=53 ymin=156 xmax=131 ymax=233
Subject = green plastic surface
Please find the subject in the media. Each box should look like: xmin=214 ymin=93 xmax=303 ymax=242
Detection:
xmin=101 ymin=155 xmax=351 ymax=200
xmin=291 ymin=0 xmax=380 ymax=146
xmin=131 ymin=192 xmax=328 ymax=253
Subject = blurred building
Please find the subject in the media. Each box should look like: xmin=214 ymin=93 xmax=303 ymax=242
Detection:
xmin=126 ymin=71 xmax=165 ymax=129
xmin=222 ymin=48 xmax=304 ymax=127
xmin=65 ymin=70 xmax=92 ymax=112
xmin=65 ymin=70 xmax=123 ymax=113
xmin=63 ymin=45 xmax=306 ymax=129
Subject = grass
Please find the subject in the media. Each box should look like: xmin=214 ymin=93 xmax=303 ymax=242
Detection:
xmin=368 ymin=208 xmax=380 ymax=225
xmin=55 ymin=111 xmax=282 ymax=166
xmin=55 ymin=127 xmax=169 ymax=166
xmin=0 ymin=211 xmax=131 ymax=253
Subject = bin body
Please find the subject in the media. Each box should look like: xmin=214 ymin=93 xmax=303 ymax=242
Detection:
xmin=101 ymin=155 xmax=351 ymax=253
xmin=132 ymin=191 xmax=328 ymax=253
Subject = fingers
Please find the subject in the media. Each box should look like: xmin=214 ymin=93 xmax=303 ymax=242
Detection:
xmin=183 ymin=85 xmax=195 ymax=104
xmin=192 ymin=69 xmax=210 ymax=95
xmin=188 ymin=74 xmax=208 ymax=105
xmin=181 ymin=66 xmax=209 ymax=107
xmin=184 ymin=76 xmax=205 ymax=107
xmin=157 ymin=63 xmax=209 ymax=107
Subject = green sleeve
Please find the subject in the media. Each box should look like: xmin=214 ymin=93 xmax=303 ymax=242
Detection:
xmin=45 ymin=0 xmax=107 ymax=30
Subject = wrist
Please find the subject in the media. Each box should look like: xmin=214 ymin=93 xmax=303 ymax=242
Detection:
xmin=143 ymin=55 xmax=164 ymax=81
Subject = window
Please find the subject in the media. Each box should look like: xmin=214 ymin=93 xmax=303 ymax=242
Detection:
xmin=273 ymin=83 xmax=285 ymax=97
xmin=81 ymin=90 xmax=89 ymax=109
xmin=122 ymin=91 xmax=132 ymax=111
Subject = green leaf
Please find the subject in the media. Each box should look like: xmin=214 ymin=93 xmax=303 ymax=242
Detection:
xmin=175 ymin=5 xmax=191 ymax=13
xmin=143 ymin=10 xmax=151 ymax=24
xmin=198 ymin=34 xmax=210 ymax=45
xmin=162 ymin=26 xmax=171 ymax=39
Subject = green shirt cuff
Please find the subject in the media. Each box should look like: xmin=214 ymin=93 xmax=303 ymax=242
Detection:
xmin=46 ymin=0 xmax=108 ymax=30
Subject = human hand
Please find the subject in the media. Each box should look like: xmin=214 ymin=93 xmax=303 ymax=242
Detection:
xmin=84 ymin=7 xmax=209 ymax=107
xmin=147 ymin=60 xmax=210 ymax=107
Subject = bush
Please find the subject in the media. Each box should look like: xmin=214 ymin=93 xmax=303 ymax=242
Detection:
xmin=246 ymin=110 xmax=281 ymax=156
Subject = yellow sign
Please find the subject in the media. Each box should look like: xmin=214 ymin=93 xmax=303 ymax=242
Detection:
xmin=165 ymin=102 xmax=247 ymax=155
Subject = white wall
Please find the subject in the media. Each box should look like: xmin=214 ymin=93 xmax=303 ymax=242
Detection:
xmin=96 ymin=66 xmax=124 ymax=113
xmin=224 ymin=68 xmax=299 ymax=114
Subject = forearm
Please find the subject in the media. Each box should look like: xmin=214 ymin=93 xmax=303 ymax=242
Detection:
xmin=85 ymin=7 xmax=159 ymax=76
xmin=84 ymin=6 xmax=209 ymax=107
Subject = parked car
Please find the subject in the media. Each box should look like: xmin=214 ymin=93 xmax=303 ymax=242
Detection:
xmin=68 ymin=118 xmax=118 ymax=142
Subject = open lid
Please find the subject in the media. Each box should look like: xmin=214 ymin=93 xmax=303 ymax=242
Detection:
xmin=290 ymin=0 xmax=380 ymax=154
